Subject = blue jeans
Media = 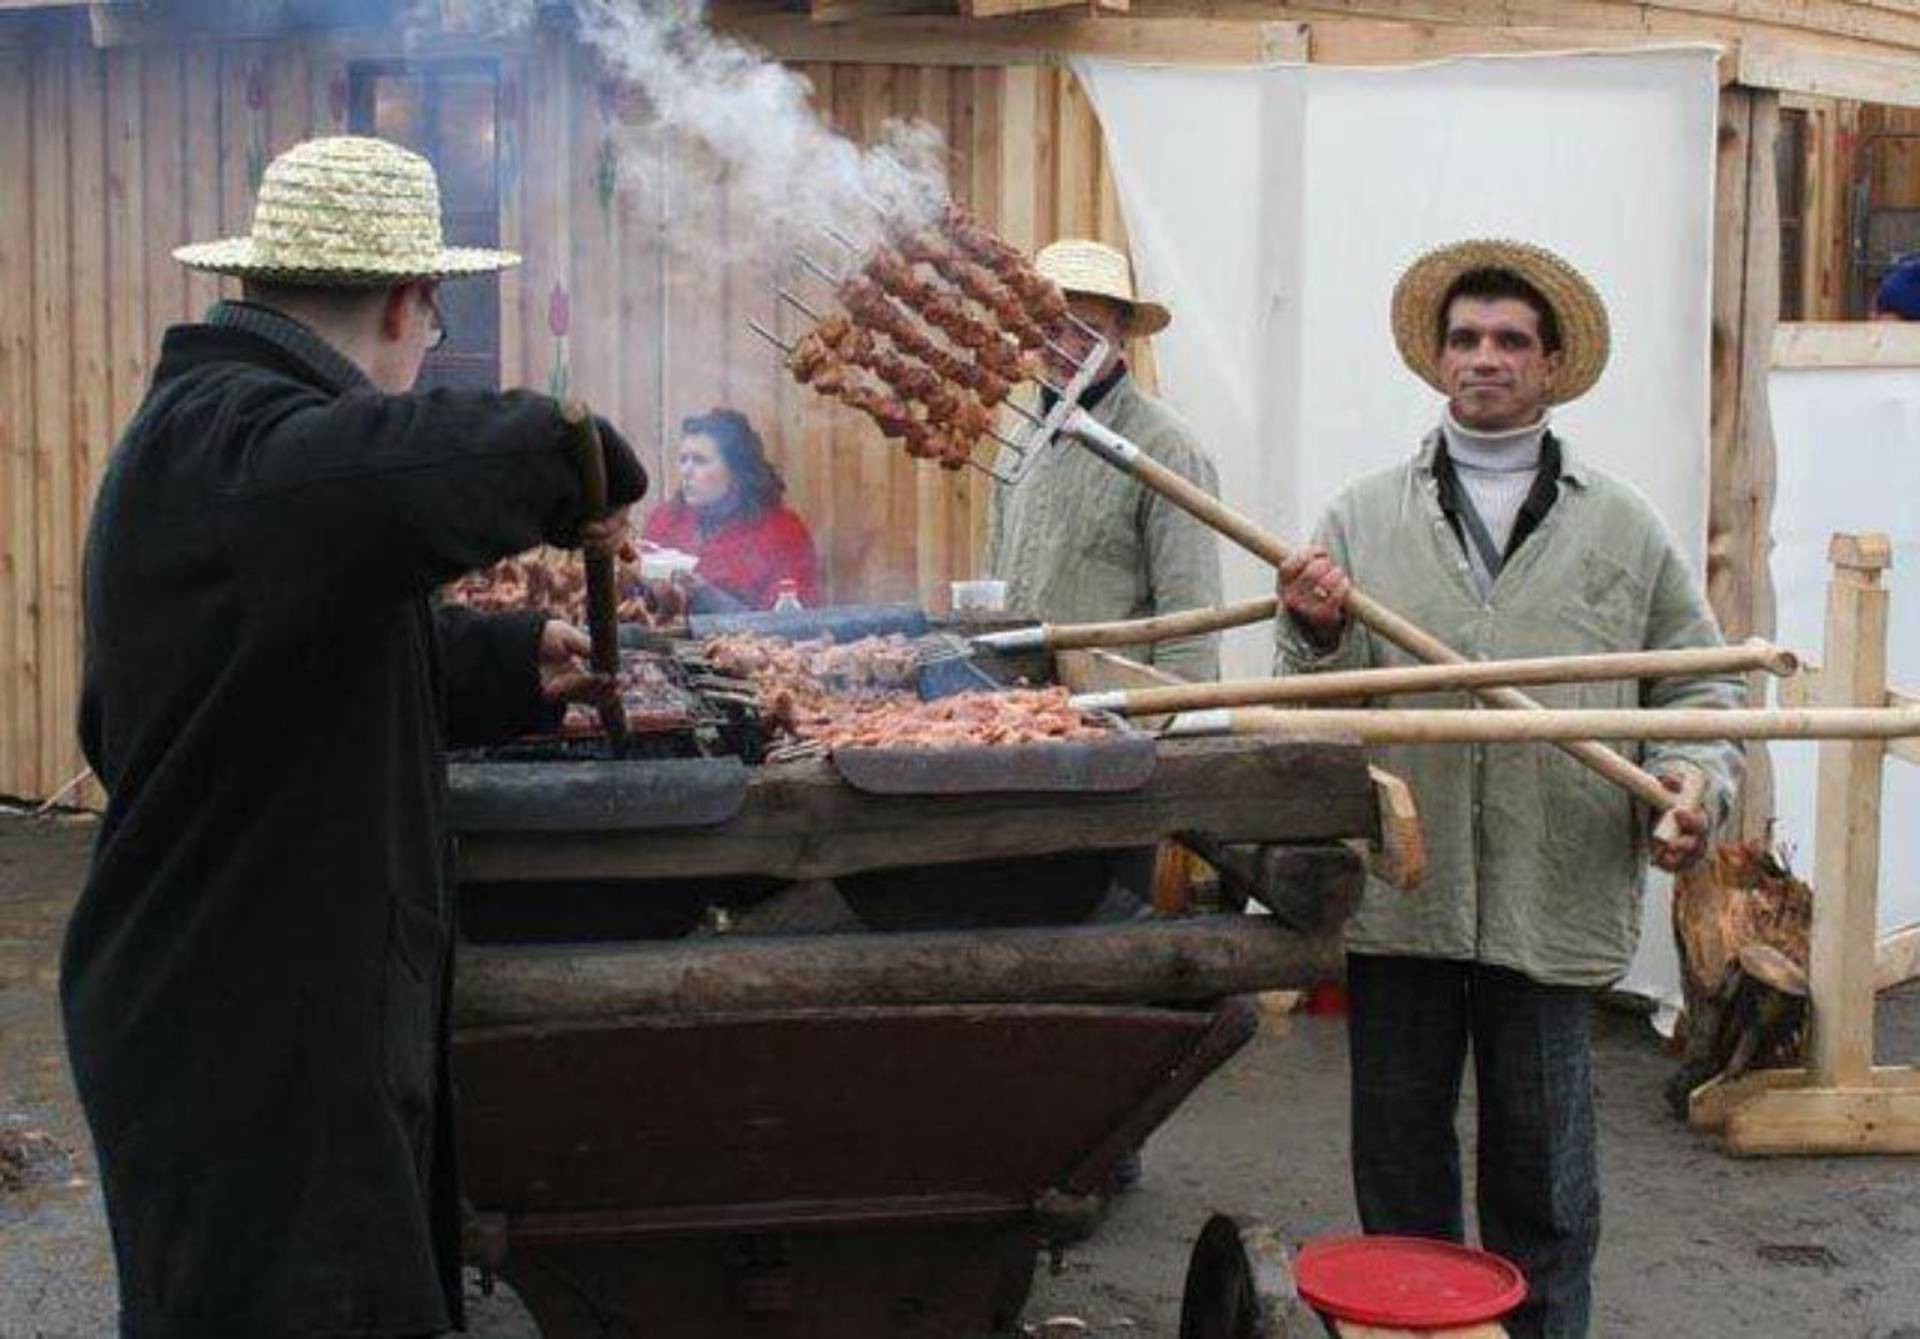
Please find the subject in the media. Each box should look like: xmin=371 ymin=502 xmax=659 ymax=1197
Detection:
xmin=1346 ymin=954 xmax=1600 ymax=1339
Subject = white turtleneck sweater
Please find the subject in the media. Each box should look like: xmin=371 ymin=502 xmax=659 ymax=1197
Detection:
xmin=1440 ymin=408 xmax=1550 ymax=588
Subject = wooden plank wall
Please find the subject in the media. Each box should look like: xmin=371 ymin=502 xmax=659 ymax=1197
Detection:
xmin=0 ymin=28 xmax=1131 ymax=801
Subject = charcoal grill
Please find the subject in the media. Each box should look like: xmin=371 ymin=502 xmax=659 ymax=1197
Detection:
xmin=447 ymin=607 xmax=1389 ymax=1337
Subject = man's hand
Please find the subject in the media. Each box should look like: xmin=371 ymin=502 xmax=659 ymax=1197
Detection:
xmin=1649 ymin=765 xmax=1711 ymax=872
xmin=579 ymin=506 xmax=634 ymax=562
xmin=1277 ymin=545 xmax=1352 ymax=648
xmin=537 ymin=620 xmax=618 ymax=706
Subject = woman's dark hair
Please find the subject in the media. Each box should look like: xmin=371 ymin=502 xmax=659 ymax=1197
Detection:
xmin=1436 ymin=268 xmax=1563 ymax=354
xmin=680 ymin=408 xmax=785 ymax=514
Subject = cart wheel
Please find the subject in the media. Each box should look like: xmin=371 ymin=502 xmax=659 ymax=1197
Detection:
xmin=1178 ymin=1214 xmax=1324 ymax=1339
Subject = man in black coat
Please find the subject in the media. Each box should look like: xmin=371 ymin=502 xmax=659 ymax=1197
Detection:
xmin=62 ymin=135 xmax=647 ymax=1337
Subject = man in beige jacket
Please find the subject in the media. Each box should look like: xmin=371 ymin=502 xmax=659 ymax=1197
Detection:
xmin=1275 ymin=240 xmax=1739 ymax=1338
xmin=986 ymin=239 xmax=1223 ymax=682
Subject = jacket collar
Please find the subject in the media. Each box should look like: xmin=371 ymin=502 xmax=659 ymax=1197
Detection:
xmin=153 ymin=301 xmax=375 ymax=397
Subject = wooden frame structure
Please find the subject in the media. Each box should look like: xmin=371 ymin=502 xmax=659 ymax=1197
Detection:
xmin=1690 ymin=532 xmax=1920 ymax=1155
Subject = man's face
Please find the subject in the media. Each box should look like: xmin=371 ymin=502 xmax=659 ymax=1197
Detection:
xmin=1044 ymin=293 xmax=1130 ymax=384
xmin=1437 ymin=295 xmax=1561 ymax=432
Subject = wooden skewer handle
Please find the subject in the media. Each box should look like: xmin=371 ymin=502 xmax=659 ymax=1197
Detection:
xmin=563 ymin=402 xmax=626 ymax=743
xmin=977 ymin=596 xmax=1283 ymax=654
xmin=1076 ymin=639 xmax=1798 ymax=715
xmin=1162 ymin=706 xmax=1920 ymax=743
xmin=1064 ymin=410 xmax=1680 ymax=812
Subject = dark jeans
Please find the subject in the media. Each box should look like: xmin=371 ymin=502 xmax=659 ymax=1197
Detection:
xmin=1346 ymin=954 xmax=1600 ymax=1339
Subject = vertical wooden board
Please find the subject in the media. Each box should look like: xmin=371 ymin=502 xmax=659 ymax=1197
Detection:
xmin=219 ymin=44 xmax=265 ymax=304
xmin=266 ymin=44 xmax=313 ymax=159
xmin=614 ymin=119 xmax=667 ymax=488
xmin=911 ymin=64 xmax=955 ymax=602
xmin=966 ymin=67 xmax=1006 ymax=580
xmin=31 ymin=50 xmax=71 ymax=798
xmin=183 ymin=47 xmax=222 ymax=319
xmin=567 ymin=57 xmax=618 ymax=420
xmin=0 ymin=49 xmax=34 ymax=797
xmin=310 ymin=48 xmax=349 ymax=137
xmin=65 ymin=47 xmax=112 ymax=793
xmin=997 ymin=67 xmax=1039 ymax=255
xmin=1033 ymin=69 xmax=1060 ymax=250
xmin=106 ymin=47 xmax=148 ymax=436
xmin=71 ymin=47 xmax=110 ymax=503
xmin=664 ymin=138 xmax=728 ymax=498
xmin=721 ymin=158 xmax=778 ymax=503
xmin=496 ymin=57 xmax=525 ymax=392
xmin=821 ymin=65 xmax=870 ymax=602
xmin=855 ymin=64 xmax=905 ymax=604
xmin=519 ymin=27 xmax=569 ymax=401
xmin=142 ymin=48 xmax=187 ymax=329
xmin=1055 ymin=70 xmax=1099 ymax=242
xmin=789 ymin=63 xmax=837 ymax=596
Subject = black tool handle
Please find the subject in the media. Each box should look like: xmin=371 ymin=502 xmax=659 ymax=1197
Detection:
xmin=562 ymin=402 xmax=627 ymax=746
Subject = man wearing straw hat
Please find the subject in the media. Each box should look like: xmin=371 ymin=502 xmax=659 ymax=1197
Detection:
xmin=987 ymin=238 xmax=1224 ymax=683
xmin=1274 ymin=240 xmax=1740 ymax=1337
xmin=63 ymin=136 xmax=646 ymax=1337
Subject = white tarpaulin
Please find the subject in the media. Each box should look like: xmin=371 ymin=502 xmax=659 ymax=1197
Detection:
xmin=1073 ymin=48 xmax=1720 ymax=1006
xmin=1769 ymin=367 xmax=1920 ymax=934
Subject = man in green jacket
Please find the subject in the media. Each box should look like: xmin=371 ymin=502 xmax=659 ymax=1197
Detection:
xmin=987 ymin=239 xmax=1223 ymax=682
xmin=1274 ymin=239 xmax=1739 ymax=1338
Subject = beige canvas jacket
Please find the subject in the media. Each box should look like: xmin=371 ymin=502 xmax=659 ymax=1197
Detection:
xmin=1274 ymin=432 xmax=1744 ymax=987
xmin=987 ymin=374 xmax=1224 ymax=681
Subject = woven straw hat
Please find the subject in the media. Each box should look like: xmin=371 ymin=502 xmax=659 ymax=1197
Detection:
xmin=1035 ymin=238 xmax=1171 ymax=337
xmin=174 ymin=136 xmax=519 ymax=285
xmin=1390 ymin=239 xmax=1610 ymax=405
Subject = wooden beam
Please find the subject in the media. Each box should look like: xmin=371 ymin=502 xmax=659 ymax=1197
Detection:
xmin=718 ymin=12 xmax=1309 ymax=66
xmin=1772 ymin=320 xmax=1920 ymax=368
xmin=454 ymin=737 xmax=1377 ymax=884
xmin=1303 ymin=17 xmax=1733 ymax=69
xmin=1690 ymin=1064 xmax=1918 ymax=1131
xmin=964 ymin=0 xmax=1126 ymax=17
xmin=1808 ymin=533 xmax=1891 ymax=1088
xmin=808 ymin=0 xmax=949 ymax=25
xmin=1726 ymin=1081 xmax=1920 ymax=1155
xmin=456 ymin=913 xmax=1350 ymax=1025
xmin=1739 ymin=39 xmax=1920 ymax=111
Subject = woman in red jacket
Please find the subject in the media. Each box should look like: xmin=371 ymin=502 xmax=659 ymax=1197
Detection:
xmin=642 ymin=408 xmax=821 ymax=611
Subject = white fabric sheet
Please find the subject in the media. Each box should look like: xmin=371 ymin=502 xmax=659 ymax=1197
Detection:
xmin=1073 ymin=49 xmax=1721 ymax=1008
xmin=1769 ymin=367 xmax=1920 ymax=935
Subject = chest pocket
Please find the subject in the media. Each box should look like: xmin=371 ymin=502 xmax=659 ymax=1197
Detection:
xmin=1558 ymin=549 xmax=1647 ymax=647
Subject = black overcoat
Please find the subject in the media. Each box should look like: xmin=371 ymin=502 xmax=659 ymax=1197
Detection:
xmin=62 ymin=311 xmax=645 ymax=1338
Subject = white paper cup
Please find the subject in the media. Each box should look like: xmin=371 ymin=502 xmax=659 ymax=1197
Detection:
xmin=950 ymin=579 xmax=1009 ymax=613
xmin=640 ymin=550 xmax=700 ymax=581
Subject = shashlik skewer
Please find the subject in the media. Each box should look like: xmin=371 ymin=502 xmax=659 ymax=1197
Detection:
xmin=858 ymin=251 xmax=1040 ymax=384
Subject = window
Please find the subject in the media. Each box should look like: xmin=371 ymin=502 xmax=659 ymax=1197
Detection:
xmin=350 ymin=61 xmax=502 ymax=390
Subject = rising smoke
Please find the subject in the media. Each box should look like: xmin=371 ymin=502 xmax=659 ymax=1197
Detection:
xmin=437 ymin=0 xmax=951 ymax=256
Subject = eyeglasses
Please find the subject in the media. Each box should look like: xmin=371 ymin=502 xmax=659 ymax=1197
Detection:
xmin=422 ymin=287 xmax=448 ymax=352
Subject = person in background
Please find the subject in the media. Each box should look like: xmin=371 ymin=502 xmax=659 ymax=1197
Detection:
xmin=1275 ymin=239 xmax=1739 ymax=1338
xmin=65 ymin=136 xmax=646 ymax=1338
xmin=641 ymin=407 xmax=821 ymax=612
xmin=986 ymin=239 xmax=1224 ymax=682
xmin=1872 ymin=254 xmax=1920 ymax=320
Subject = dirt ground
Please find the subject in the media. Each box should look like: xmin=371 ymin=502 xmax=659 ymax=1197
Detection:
xmin=6 ymin=812 xmax=1920 ymax=1338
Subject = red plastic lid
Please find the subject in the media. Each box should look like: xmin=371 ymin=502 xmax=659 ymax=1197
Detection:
xmin=1295 ymin=1235 xmax=1527 ymax=1329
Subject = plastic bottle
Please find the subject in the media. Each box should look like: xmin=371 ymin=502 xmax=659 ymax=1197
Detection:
xmin=771 ymin=578 xmax=804 ymax=613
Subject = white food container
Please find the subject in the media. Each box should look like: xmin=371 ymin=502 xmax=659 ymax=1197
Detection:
xmin=950 ymin=579 xmax=1009 ymax=613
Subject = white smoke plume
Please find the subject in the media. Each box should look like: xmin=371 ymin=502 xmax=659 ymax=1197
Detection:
xmin=435 ymin=0 xmax=951 ymax=255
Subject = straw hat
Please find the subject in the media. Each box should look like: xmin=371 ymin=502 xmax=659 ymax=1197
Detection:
xmin=174 ymin=136 xmax=519 ymax=285
xmin=1390 ymin=239 xmax=1610 ymax=405
xmin=1035 ymin=239 xmax=1171 ymax=337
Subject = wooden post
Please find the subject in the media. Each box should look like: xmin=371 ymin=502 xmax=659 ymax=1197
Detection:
xmin=1807 ymin=532 xmax=1891 ymax=1086
xmin=1710 ymin=531 xmax=1920 ymax=1156
xmin=1708 ymin=85 xmax=1783 ymax=842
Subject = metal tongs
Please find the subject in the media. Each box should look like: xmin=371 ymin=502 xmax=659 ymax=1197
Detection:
xmin=563 ymin=402 xmax=628 ymax=752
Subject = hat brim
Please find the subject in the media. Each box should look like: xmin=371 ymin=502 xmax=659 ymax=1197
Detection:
xmin=1056 ymin=283 xmax=1172 ymax=339
xmin=1390 ymin=239 xmax=1610 ymax=406
xmin=173 ymin=236 xmax=521 ymax=285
